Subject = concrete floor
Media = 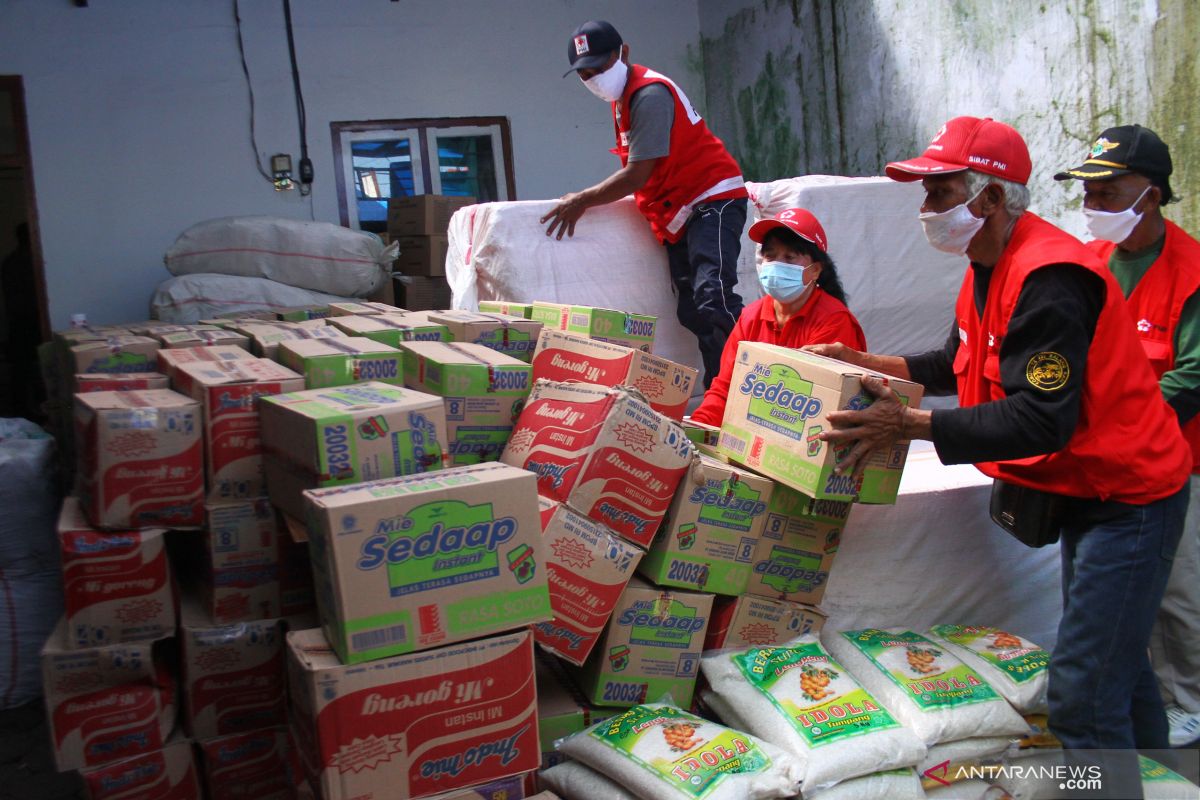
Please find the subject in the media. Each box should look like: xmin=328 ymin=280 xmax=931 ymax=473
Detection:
xmin=0 ymin=701 xmax=81 ymax=800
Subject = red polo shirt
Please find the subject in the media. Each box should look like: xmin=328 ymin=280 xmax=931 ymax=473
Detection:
xmin=689 ymin=289 xmax=867 ymax=426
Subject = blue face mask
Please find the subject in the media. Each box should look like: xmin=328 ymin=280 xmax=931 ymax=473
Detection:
xmin=758 ymin=261 xmax=812 ymax=303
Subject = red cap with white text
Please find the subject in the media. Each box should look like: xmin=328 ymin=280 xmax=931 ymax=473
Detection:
xmin=886 ymin=116 xmax=1032 ymax=185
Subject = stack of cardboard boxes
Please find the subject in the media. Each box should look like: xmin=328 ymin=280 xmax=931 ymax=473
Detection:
xmin=386 ymin=195 xmax=474 ymax=310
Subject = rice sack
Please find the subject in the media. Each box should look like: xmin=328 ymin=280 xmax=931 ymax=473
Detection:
xmin=926 ymin=625 xmax=1049 ymax=714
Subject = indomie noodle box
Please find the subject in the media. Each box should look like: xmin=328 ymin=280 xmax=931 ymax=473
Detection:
xmin=286 ymin=627 xmax=539 ymax=800
xmin=500 ymin=380 xmax=695 ymax=548
xmin=717 ymin=343 xmax=923 ymax=504
xmin=571 ymin=577 xmax=713 ymax=709
xmin=302 ymin=462 xmax=550 ymax=663
xmin=79 ymin=738 xmax=201 ymax=800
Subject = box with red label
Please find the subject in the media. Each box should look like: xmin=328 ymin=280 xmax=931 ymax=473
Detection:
xmin=500 ymin=380 xmax=695 ymax=548
xmin=531 ymin=330 xmax=696 ymax=420
xmin=198 ymin=728 xmax=294 ymax=800
xmin=287 ymin=626 xmax=539 ymax=800
xmin=74 ymin=389 xmax=204 ymax=529
xmin=74 ymin=372 xmax=169 ymax=393
xmin=70 ymin=335 xmax=161 ymax=375
xmin=533 ymin=498 xmax=643 ymax=667
xmin=173 ymin=358 xmax=304 ymax=502
xmin=743 ymin=482 xmax=851 ymax=606
xmin=40 ymin=618 xmax=177 ymax=771
xmin=157 ymin=345 xmax=258 ymax=386
xmin=703 ymin=594 xmax=826 ymax=650
xmin=59 ymin=497 xmax=176 ymax=648
xmin=202 ymin=499 xmax=290 ymax=623
xmin=79 ymin=738 xmax=202 ymax=800
xmin=570 ymin=577 xmax=713 ymax=709
xmin=180 ymin=601 xmax=286 ymax=741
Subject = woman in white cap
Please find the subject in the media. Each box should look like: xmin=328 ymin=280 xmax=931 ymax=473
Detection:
xmin=689 ymin=207 xmax=865 ymax=426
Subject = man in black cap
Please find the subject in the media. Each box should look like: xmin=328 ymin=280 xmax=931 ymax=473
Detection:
xmin=541 ymin=20 xmax=748 ymax=388
xmin=1056 ymin=124 xmax=1200 ymax=748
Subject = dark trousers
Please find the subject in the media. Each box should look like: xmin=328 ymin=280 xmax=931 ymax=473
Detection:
xmin=664 ymin=198 xmax=746 ymax=388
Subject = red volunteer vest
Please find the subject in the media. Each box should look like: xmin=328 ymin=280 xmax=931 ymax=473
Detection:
xmin=1088 ymin=219 xmax=1200 ymax=472
xmin=613 ymin=65 xmax=746 ymax=244
xmin=953 ymin=213 xmax=1191 ymax=503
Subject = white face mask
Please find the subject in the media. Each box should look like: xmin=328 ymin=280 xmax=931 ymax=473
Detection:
xmin=582 ymin=57 xmax=628 ymax=103
xmin=919 ymin=188 xmax=986 ymax=255
xmin=1082 ymin=186 xmax=1150 ymax=243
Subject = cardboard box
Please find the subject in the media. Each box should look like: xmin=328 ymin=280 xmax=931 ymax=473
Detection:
xmin=429 ymin=311 xmax=543 ymax=363
xmin=328 ymin=312 xmax=449 ymax=347
xmin=180 ymin=602 xmax=286 ymax=741
xmin=277 ymin=337 xmax=405 ymax=389
xmin=277 ymin=305 xmax=332 ymax=322
xmin=127 ymin=323 xmax=191 ymax=337
xmin=74 ymin=389 xmax=205 ymax=529
xmin=703 ymin=594 xmax=826 ymax=650
xmin=327 ymin=301 xmax=404 ymax=317
xmin=682 ymin=419 xmax=721 ymax=448
xmin=302 ymin=462 xmax=551 ymax=663
xmin=157 ymin=329 xmax=252 ymax=350
xmin=717 ymin=343 xmax=923 ymax=503
xmin=173 ymin=358 xmax=305 ymax=501
xmin=571 ymin=577 xmax=713 ymax=709
xmin=477 ymin=301 xmax=533 ymax=319
xmin=743 ymin=482 xmax=850 ymax=605
xmin=532 ymin=655 xmax=610 ymax=776
xmin=399 ymin=276 xmax=452 ymax=311
xmin=157 ymin=345 xmax=258 ymax=386
xmin=386 ymin=194 xmax=475 ymax=237
xmin=74 ymin=372 xmax=169 ymax=393
xmin=239 ymin=322 xmax=347 ymax=360
xmin=531 ymin=330 xmax=697 ymax=420
xmin=533 ymin=498 xmax=643 ymax=667
xmin=79 ymin=738 xmax=202 ymax=800
xmin=637 ymin=454 xmax=774 ymax=596
xmin=202 ymin=500 xmax=285 ymax=623
xmin=500 ymin=380 xmax=695 ymax=548
xmin=400 ymin=341 xmax=531 ymax=465
xmin=259 ymin=382 xmax=447 ymax=521
xmin=40 ymin=618 xmax=176 ymax=771
xmin=395 ymin=234 xmax=450 ymax=277
xmin=70 ymin=335 xmax=160 ymax=374
xmin=426 ymin=775 xmax=532 ymax=800
xmin=287 ymin=627 xmax=538 ymax=800
xmin=530 ymin=302 xmax=656 ymax=353
xmin=58 ymin=497 xmax=176 ymax=648
xmin=198 ymin=728 xmax=294 ymax=800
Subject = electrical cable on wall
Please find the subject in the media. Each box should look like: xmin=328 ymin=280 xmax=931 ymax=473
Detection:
xmin=233 ymin=0 xmax=274 ymax=183
xmin=283 ymin=0 xmax=314 ymax=197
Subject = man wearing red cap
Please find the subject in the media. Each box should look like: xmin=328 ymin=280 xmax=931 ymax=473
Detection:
xmin=542 ymin=20 xmax=748 ymax=388
xmin=807 ymin=117 xmax=1191 ymax=784
xmin=688 ymin=207 xmax=865 ymax=426
xmin=1055 ymin=125 xmax=1200 ymax=748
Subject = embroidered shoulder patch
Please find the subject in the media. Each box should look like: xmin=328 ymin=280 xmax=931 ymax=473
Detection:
xmin=1026 ymin=352 xmax=1070 ymax=391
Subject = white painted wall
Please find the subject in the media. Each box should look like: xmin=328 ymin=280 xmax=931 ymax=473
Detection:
xmin=0 ymin=1 xmax=705 ymax=328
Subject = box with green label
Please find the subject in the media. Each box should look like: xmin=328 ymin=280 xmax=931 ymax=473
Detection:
xmin=571 ymin=577 xmax=713 ymax=709
xmin=276 ymin=305 xmax=331 ymax=322
xmin=530 ymin=301 xmax=656 ymax=353
xmin=301 ymin=461 xmax=551 ymax=663
xmin=327 ymin=301 xmax=404 ymax=317
xmin=327 ymin=312 xmax=448 ymax=348
xmin=400 ymin=341 xmax=531 ymax=465
xmin=277 ymin=336 xmax=404 ymax=389
xmin=477 ymin=300 xmax=533 ymax=319
xmin=717 ymin=343 xmax=923 ymax=504
xmin=429 ymin=310 xmax=543 ymax=363
xmin=744 ymin=480 xmax=851 ymax=606
xmin=637 ymin=454 xmax=774 ymax=596
xmin=259 ymin=381 xmax=447 ymax=520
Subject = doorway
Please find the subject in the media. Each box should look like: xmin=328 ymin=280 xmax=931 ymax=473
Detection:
xmin=0 ymin=75 xmax=49 ymax=422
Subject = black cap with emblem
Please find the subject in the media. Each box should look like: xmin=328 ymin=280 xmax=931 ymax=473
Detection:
xmin=1054 ymin=124 xmax=1174 ymax=200
xmin=563 ymin=20 xmax=623 ymax=78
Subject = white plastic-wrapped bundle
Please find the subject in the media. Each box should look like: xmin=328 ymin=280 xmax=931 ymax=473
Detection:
xmin=918 ymin=737 xmax=1016 ymax=776
xmin=556 ymin=703 xmax=802 ymax=800
xmin=927 ymin=625 xmax=1049 ymax=714
xmin=150 ymin=274 xmax=352 ymax=323
xmin=802 ymin=768 xmax=925 ymax=800
xmin=539 ymin=760 xmax=638 ymax=800
xmin=700 ymin=636 xmax=925 ymax=790
xmin=823 ymin=629 xmax=1028 ymax=745
xmin=164 ymin=216 xmax=394 ymax=297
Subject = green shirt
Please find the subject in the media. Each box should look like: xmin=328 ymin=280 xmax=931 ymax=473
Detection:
xmin=1109 ymin=234 xmax=1200 ymax=425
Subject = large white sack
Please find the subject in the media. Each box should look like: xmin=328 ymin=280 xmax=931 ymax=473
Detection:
xmin=164 ymin=216 xmax=394 ymax=297
xmin=150 ymin=273 xmax=353 ymax=323
xmin=746 ymin=176 xmax=965 ymax=358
